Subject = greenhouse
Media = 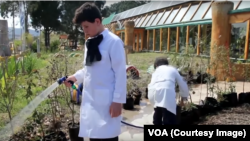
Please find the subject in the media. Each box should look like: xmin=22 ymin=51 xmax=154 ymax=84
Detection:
xmin=102 ymin=0 xmax=250 ymax=61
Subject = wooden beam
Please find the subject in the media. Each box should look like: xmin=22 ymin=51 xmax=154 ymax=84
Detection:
xmin=156 ymin=9 xmax=166 ymax=25
xmin=163 ymin=8 xmax=174 ymax=24
xmin=244 ymin=20 xmax=250 ymax=59
xmin=160 ymin=28 xmax=163 ymax=51
xmin=133 ymin=33 xmax=135 ymax=51
xmin=147 ymin=30 xmax=149 ymax=50
xmin=202 ymin=1 xmax=213 ymax=19
xmin=136 ymin=15 xmax=143 ymax=27
xmin=167 ymin=28 xmax=170 ymax=52
xmin=235 ymin=0 xmax=242 ymax=10
xmin=180 ymin=3 xmax=192 ymax=22
xmin=229 ymin=12 xmax=250 ymax=23
xmin=136 ymin=33 xmax=139 ymax=52
xmin=197 ymin=25 xmax=201 ymax=55
xmin=176 ymin=27 xmax=180 ymax=52
xmin=186 ymin=26 xmax=190 ymax=54
xmin=171 ymin=5 xmax=182 ymax=23
xmin=150 ymin=11 xmax=160 ymax=26
xmin=139 ymin=14 xmax=148 ymax=27
xmin=144 ymin=13 xmax=153 ymax=27
xmin=190 ymin=1 xmax=202 ymax=20
xmin=153 ymin=29 xmax=156 ymax=51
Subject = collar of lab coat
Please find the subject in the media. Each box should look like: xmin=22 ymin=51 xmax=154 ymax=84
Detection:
xmin=89 ymin=28 xmax=109 ymax=39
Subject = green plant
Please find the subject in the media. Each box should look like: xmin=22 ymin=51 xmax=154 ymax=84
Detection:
xmin=0 ymin=56 xmax=20 ymax=134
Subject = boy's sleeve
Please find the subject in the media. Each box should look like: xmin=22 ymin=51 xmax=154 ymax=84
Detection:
xmin=175 ymin=70 xmax=189 ymax=98
xmin=109 ymin=38 xmax=127 ymax=104
xmin=73 ymin=68 xmax=85 ymax=84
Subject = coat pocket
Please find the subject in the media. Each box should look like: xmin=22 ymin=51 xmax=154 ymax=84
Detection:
xmin=93 ymin=89 xmax=111 ymax=106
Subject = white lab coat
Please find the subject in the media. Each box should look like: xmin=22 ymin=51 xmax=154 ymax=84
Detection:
xmin=73 ymin=29 xmax=127 ymax=138
xmin=148 ymin=65 xmax=189 ymax=115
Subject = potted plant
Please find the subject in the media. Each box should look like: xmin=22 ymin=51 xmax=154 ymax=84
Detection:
xmin=238 ymin=61 xmax=250 ymax=104
xmin=180 ymin=102 xmax=199 ymax=125
xmin=123 ymin=79 xmax=134 ymax=110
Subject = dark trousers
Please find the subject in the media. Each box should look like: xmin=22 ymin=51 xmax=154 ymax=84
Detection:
xmin=153 ymin=107 xmax=177 ymax=125
xmin=90 ymin=136 xmax=118 ymax=141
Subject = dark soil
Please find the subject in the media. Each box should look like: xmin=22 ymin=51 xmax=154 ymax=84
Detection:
xmin=198 ymin=103 xmax=250 ymax=125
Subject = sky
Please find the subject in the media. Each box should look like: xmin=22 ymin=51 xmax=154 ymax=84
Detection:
xmin=0 ymin=1 xmax=118 ymax=29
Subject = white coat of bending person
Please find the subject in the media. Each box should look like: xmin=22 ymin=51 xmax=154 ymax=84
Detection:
xmin=148 ymin=57 xmax=189 ymax=125
xmin=64 ymin=2 xmax=126 ymax=141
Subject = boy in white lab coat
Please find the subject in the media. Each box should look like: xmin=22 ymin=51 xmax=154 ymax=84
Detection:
xmin=148 ymin=57 xmax=189 ymax=125
xmin=64 ymin=2 xmax=126 ymax=141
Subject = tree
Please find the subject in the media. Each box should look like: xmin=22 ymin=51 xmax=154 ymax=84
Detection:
xmin=60 ymin=1 xmax=84 ymax=49
xmin=29 ymin=1 xmax=62 ymax=52
xmin=104 ymin=1 xmax=150 ymax=17
xmin=0 ymin=1 xmax=30 ymax=34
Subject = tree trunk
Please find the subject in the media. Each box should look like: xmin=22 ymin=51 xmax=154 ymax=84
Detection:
xmin=44 ymin=28 xmax=50 ymax=52
xmin=23 ymin=1 xmax=29 ymax=33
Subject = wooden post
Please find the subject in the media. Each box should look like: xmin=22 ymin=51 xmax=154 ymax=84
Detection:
xmin=176 ymin=27 xmax=180 ymax=52
xmin=153 ymin=29 xmax=156 ymax=51
xmin=124 ymin=21 xmax=135 ymax=64
xmin=186 ymin=26 xmax=190 ymax=54
xmin=244 ymin=20 xmax=250 ymax=60
xmin=147 ymin=30 xmax=149 ymax=50
xmin=167 ymin=28 xmax=170 ymax=52
xmin=210 ymin=1 xmax=234 ymax=81
xmin=111 ymin=23 xmax=118 ymax=34
xmin=160 ymin=28 xmax=163 ymax=51
xmin=197 ymin=25 xmax=201 ymax=55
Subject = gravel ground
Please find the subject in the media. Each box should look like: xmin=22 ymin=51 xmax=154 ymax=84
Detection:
xmin=198 ymin=103 xmax=250 ymax=125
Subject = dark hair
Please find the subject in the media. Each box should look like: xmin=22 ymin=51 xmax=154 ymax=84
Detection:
xmin=154 ymin=57 xmax=169 ymax=69
xmin=73 ymin=2 xmax=102 ymax=25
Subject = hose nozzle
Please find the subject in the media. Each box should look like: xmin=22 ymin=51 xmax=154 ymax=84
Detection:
xmin=57 ymin=76 xmax=76 ymax=89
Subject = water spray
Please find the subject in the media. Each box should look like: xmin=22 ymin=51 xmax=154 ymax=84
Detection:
xmin=0 ymin=76 xmax=143 ymax=140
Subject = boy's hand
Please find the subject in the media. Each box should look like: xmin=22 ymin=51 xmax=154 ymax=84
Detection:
xmin=64 ymin=75 xmax=77 ymax=88
xmin=179 ymin=97 xmax=188 ymax=107
xmin=109 ymin=102 xmax=122 ymax=118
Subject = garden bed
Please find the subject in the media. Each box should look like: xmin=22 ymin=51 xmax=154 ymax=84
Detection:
xmin=198 ymin=103 xmax=250 ymax=125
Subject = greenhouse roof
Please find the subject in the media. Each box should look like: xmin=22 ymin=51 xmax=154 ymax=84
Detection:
xmin=102 ymin=13 xmax=116 ymax=25
xmin=111 ymin=0 xmax=192 ymax=22
xmin=103 ymin=0 xmax=250 ymax=29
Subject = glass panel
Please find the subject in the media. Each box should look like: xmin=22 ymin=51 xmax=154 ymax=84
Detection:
xmin=165 ymin=8 xmax=179 ymax=24
xmin=170 ymin=27 xmax=177 ymax=52
xmin=173 ymin=7 xmax=188 ymax=23
xmin=162 ymin=28 xmax=168 ymax=51
xmin=158 ymin=11 xmax=170 ymax=25
xmin=147 ymin=2 xmax=161 ymax=12
xmin=146 ymin=13 xmax=157 ymax=27
xmin=148 ymin=30 xmax=153 ymax=50
xmin=152 ymin=12 xmax=163 ymax=26
xmin=237 ymin=1 xmax=250 ymax=10
xmin=134 ymin=34 xmax=137 ymax=51
xmin=179 ymin=26 xmax=187 ymax=53
xmin=192 ymin=2 xmax=210 ymax=21
xmin=122 ymin=32 xmax=125 ymax=42
xmin=200 ymin=24 xmax=212 ymax=56
xmin=126 ymin=9 xmax=135 ymax=18
xmin=157 ymin=1 xmax=172 ymax=10
xmin=155 ymin=29 xmax=160 ymax=51
xmin=120 ymin=11 xmax=129 ymax=19
xmin=137 ymin=15 xmax=146 ymax=27
xmin=182 ymin=4 xmax=199 ymax=22
xmin=143 ymin=30 xmax=147 ymax=50
xmin=232 ymin=1 xmax=240 ymax=10
xmin=187 ymin=25 xmax=198 ymax=54
xmin=141 ymin=15 xmax=151 ymax=27
xmin=230 ymin=22 xmax=247 ymax=59
xmin=139 ymin=3 xmax=151 ymax=15
xmin=135 ymin=17 xmax=142 ymax=27
xmin=203 ymin=7 xmax=211 ymax=19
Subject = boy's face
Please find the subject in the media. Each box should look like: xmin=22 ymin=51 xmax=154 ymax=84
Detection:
xmin=81 ymin=18 xmax=101 ymax=38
